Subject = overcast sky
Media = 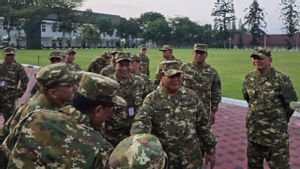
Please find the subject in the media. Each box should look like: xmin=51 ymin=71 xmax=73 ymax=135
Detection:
xmin=80 ymin=0 xmax=298 ymax=34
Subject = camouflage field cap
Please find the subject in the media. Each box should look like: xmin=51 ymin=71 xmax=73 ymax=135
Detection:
xmin=159 ymin=60 xmax=182 ymax=76
xmin=65 ymin=48 xmax=77 ymax=54
xmin=36 ymin=63 xmax=78 ymax=90
xmin=115 ymin=52 xmax=132 ymax=63
xmin=159 ymin=45 xmax=173 ymax=51
xmin=49 ymin=50 xmax=63 ymax=60
xmin=111 ymin=47 xmax=124 ymax=55
xmin=139 ymin=44 xmax=147 ymax=49
xmin=194 ymin=43 xmax=208 ymax=53
xmin=3 ymin=47 xmax=15 ymax=55
xmin=290 ymin=101 xmax=300 ymax=112
xmin=78 ymin=72 xmax=127 ymax=106
xmin=250 ymin=47 xmax=271 ymax=58
xmin=131 ymin=54 xmax=141 ymax=62
xmin=109 ymin=134 xmax=167 ymax=169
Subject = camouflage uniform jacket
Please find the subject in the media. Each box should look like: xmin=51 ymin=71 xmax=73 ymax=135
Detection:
xmin=0 ymin=93 xmax=61 ymax=144
xmin=87 ymin=56 xmax=110 ymax=74
xmin=66 ymin=62 xmax=82 ymax=71
xmin=0 ymin=61 xmax=29 ymax=99
xmin=242 ymin=67 xmax=297 ymax=146
xmin=2 ymin=105 xmax=113 ymax=169
xmin=100 ymin=65 xmax=115 ymax=77
xmin=104 ymin=74 xmax=145 ymax=146
xmin=135 ymin=73 xmax=156 ymax=98
xmin=138 ymin=54 xmax=150 ymax=76
xmin=131 ymin=86 xmax=217 ymax=167
xmin=181 ymin=62 xmax=221 ymax=113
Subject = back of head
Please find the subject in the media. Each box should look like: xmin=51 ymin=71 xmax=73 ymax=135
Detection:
xmin=109 ymin=134 xmax=167 ymax=169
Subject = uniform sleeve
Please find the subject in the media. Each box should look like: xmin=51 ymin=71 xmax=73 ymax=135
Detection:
xmin=242 ymin=76 xmax=250 ymax=103
xmin=130 ymin=95 xmax=153 ymax=135
xmin=87 ymin=61 xmax=96 ymax=72
xmin=211 ymin=71 xmax=221 ymax=113
xmin=280 ymin=75 xmax=298 ymax=120
xmin=18 ymin=66 xmax=29 ymax=97
xmin=196 ymin=97 xmax=217 ymax=155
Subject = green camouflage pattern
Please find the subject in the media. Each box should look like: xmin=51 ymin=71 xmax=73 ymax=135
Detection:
xmin=193 ymin=43 xmax=208 ymax=53
xmin=247 ymin=140 xmax=290 ymax=169
xmin=131 ymin=85 xmax=217 ymax=169
xmin=65 ymin=62 xmax=82 ymax=71
xmin=242 ymin=67 xmax=297 ymax=146
xmin=104 ymin=74 xmax=145 ymax=146
xmin=0 ymin=61 xmax=29 ymax=121
xmin=135 ymin=73 xmax=156 ymax=98
xmin=87 ymin=52 xmax=111 ymax=73
xmin=139 ymin=53 xmax=150 ymax=76
xmin=154 ymin=59 xmax=182 ymax=85
xmin=2 ymin=105 xmax=113 ymax=169
xmin=115 ymin=52 xmax=131 ymax=63
xmin=181 ymin=62 xmax=221 ymax=113
xmin=159 ymin=44 xmax=173 ymax=51
xmin=78 ymin=72 xmax=126 ymax=106
xmin=36 ymin=63 xmax=78 ymax=91
xmin=100 ymin=65 xmax=115 ymax=77
xmin=49 ymin=50 xmax=63 ymax=60
xmin=158 ymin=60 xmax=182 ymax=76
xmin=290 ymin=101 xmax=300 ymax=112
xmin=109 ymin=134 xmax=166 ymax=169
xmin=250 ymin=47 xmax=271 ymax=58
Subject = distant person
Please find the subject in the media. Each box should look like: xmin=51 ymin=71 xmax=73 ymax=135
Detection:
xmin=242 ymin=47 xmax=297 ymax=169
xmin=109 ymin=134 xmax=167 ymax=169
xmin=64 ymin=48 xmax=82 ymax=71
xmin=104 ymin=52 xmax=145 ymax=147
xmin=87 ymin=51 xmax=111 ymax=74
xmin=138 ymin=44 xmax=150 ymax=76
xmin=0 ymin=47 xmax=29 ymax=122
xmin=100 ymin=47 xmax=123 ymax=77
xmin=154 ymin=45 xmax=182 ymax=85
xmin=2 ymin=72 xmax=126 ymax=168
xmin=131 ymin=60 xmax=217 ymax=169
xmin=181 ymin=44 xmax=221 ymax=124
xmin=131 ymin=55 xmax=155 ymax=97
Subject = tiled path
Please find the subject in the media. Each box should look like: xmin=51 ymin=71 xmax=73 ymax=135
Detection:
xmin=1 ymin=66 xmax=300 ymax=169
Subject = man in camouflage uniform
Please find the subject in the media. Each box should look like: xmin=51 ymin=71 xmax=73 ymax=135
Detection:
xmin=87 ymin=51 xmax=111 ymax=73
xmin=138 ymin=44 xmax=150 ymax=76
xmin=2 ymin=72 xmax=126 ymax=169
xmin=242 ymin=47 xmax=297 ymax=169
xmin=131 ymin=54 xmax=155 ymax=97
xmin=100 ymin=47 xmax=123 ymax=77
xmin=0 ymin=47 xmax=29 ymax=122
xmin=64 ymin=48 xmax=82 ymax=71
xmin=131 ymin=60 xmax=217 ymax=169
xmin=154 ymin=45 xmax=182 ymax=85
xmin=104 ymin=52 xmax=145 ymax=147
xmin=0 ymin=63 xmax=78 ymax=145
xmin=181 ymin=44 xmax=221 ymax=124
xmin=109 ymin=133 xmax=167 ymax=169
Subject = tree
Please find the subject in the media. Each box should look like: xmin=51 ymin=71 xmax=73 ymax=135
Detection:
xmin=81 ymin=24 xmax=100 ymax=48
xmin=169 ymin=16 xmax=200 ymax=47
xmin=115 ymin=17 xmax=141 ymax=47
xmin=142 ymin=17 xmax=171 ymax=45
xmin=243 ymin=0 xmax=266 ymax=48
xmin=280 ymin=0 xmax=299 ymax=49
xmin=97 ymin=17 xmax=114 ymax=36
xmin=212 ymin=0 xmax=236 ymax=48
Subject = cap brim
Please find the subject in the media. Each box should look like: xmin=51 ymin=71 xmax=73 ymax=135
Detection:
xmin=4 ymin=52 xmax=15 ymax=55
xmin=164 ymin=69 xmax=182 ymax=76
xmin=116 ymin=58 xmax=132 ymax=62
xmin=250 ymin=53 xmax=265 ymax=58
xmin=290 ymin=101 xmax=300 ymax=112
xmin=194 ymin=49 xmax=207 ymax=53
xmin=112 ymin=95 xmax=127 ymax=106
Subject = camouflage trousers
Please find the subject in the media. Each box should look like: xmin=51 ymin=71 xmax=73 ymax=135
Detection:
xmin=0 ymin=96 xmax=16 ymax=123
xmin=247 ymin=141 xmax=290 ymax=169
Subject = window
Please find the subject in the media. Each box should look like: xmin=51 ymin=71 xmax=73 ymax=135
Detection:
xmin=42 ymin=25 xmax=46 ymax=32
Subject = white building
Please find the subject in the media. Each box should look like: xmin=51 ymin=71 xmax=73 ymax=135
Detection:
xmin=0 ymin=12 xmax=121 ymax=48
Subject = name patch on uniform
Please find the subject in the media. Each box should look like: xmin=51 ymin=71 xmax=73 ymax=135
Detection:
xmin=0 ymin=80 xmax=5 ymax=87
xmin=128 ymin=107 xmax=135 ymax=117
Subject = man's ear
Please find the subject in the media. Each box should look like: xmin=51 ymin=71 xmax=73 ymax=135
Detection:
xmin=93 ymin=105 xmax=104 ymax=117
xmin=46 ymin=88 xmax=57 ymax=99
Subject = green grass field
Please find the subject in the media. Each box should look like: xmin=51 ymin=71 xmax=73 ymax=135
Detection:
xmin=1 ymin=48 xmax=299 ymax=100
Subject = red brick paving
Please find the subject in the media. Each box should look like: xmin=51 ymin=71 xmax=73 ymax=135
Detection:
xmin=1 ymin=66 xmax=300 ymax=169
